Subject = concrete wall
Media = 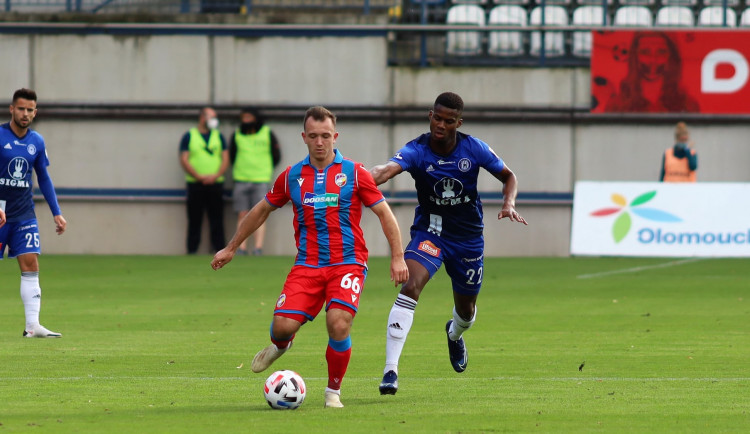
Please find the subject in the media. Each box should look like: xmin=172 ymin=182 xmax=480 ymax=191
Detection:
xmin=8 ymin=32 xmax=749 ymax=257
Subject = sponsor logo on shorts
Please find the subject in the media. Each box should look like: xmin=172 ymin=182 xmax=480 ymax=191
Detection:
xmin=276 ymin=294 xmax=286 ymax=308
xmin=334 ymin=173 xmax=347 ymax=187
xmin=462 ymin=255 xmax=483 ymax=263
xmin=418 ymin=240 xmax=440 ymax=257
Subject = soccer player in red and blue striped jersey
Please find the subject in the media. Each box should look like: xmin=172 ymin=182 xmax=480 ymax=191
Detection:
xmin=211 ymin=106 xmax=409 ymax=408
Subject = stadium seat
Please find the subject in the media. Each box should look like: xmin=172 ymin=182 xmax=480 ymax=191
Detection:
xmin=487 ymin=5 xmax=527 ymax=56
xmin=446 ymin=4 xmax=486 ymax=56
xmin=535 ymin=0 xmax=571 ymax=5
xmin=655 ymin=6 xmax=695 ymax=26
xmin=529 ymin=5 xmax=568 ymax=57
xmin=698 ymin=6 xmax=737 ymax=27
xmin=617 ymin=0 xmax=655 ymax=5
xmin=613 ymin=6 xmax=653 ymax=27
xmin=572 ymin=6 xmax=605 ymax=57
xmin=575 ymin=0 xmax=613 ymax=4
xmin=492 ymin=0 xmax=529 ymax=5
xmin=451 ymin=0 xmax=488 ymax=4
xmin=661 ymin=0 xmax=697 ymax=6
xmin=740 ymin=8 xmax=750 ymax=26
xmin=703 ymin=0 xmax=739 ymax=6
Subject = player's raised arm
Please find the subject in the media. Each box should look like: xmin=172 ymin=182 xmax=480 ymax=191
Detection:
xmin=369 ymin=161 xmax=403 ymax=186
xmin=492 ymin=165 xmax=528 ymax=225
xmin=369 ymin=201 xmax=408 ymax=286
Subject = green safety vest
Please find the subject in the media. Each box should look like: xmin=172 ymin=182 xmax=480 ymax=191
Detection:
xmin=232 ymin=125 xmax=274 ymax=183
xmin=186 ymin=127 xmax=224 ymax=183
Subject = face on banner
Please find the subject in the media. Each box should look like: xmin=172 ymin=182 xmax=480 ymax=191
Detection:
xmin=591 ymin=30 xmax=750 ymax=114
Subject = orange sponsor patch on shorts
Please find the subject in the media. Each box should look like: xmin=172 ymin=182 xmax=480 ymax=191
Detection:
xmin=418 ymin=240 xmax=441 ymax=257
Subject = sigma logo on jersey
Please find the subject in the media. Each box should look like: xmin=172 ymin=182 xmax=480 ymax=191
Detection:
xmin=430 ymin=177 xmax=469 ymax=206
xmin=276 ymin=294 xmax=286 ymax=308
xmin=334 ymin=173 xmax=347 ymax=187
xmin=0 ymin=157 xmax=31 ymax=188
xmin=418 ymin=240 xmax=441 ymax=257
xmin=302 ymin=192 xmax=339 ymax=209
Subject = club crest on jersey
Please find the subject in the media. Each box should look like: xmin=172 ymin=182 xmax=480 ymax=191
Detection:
xmin=334 ymin=173 xmax=347 ymax=187
xmin=458 ymin=158 xmax=471 ymax=172
xmin=302 ymin=192 xmax=339 ymax=209
xmin=27 ymin=144 xmax=36 ymax=155
xmin=418 ymin=240 xmax=441 ymax=257
xmin=276 ymin=294 xmax=286 ymax=308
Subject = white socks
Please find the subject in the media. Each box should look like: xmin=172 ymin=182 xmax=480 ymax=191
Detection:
xmin=384 ymin=294 xmax=417 ymax=375
xmin=448 ymin=305 xmax=476 ymax=341
xmin=20 ymin=271 xmax=41 ymax=330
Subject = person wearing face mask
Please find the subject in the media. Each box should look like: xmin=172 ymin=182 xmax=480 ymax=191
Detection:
xmin=660 ymin=121 xmax=697 ymax=182
xmin=179 ymin=107 xmax=229 ymax=254
xmin=228 ymin=108 xmax=281 ymax=256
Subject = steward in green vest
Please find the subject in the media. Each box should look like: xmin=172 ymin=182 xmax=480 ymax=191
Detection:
xmin=232 ymin=125 xmax=274 ymax=183
xmin=185 ymin=127 xmax=225 ymax=183
xmin=178 ymin=107 xmax=229 ymax=254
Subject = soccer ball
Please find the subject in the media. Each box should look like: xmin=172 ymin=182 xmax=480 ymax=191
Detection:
xmin=263 ymin=370 xmax=306 ymax=410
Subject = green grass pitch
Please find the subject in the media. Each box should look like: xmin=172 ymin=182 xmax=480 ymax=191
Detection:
xmin=1 ymin=255 xmax=749 ymax=432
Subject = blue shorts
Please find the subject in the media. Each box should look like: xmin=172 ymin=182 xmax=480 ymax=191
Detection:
xmin=404 ymin=229 xmax=484 ymax=295
xmin=0 ymin=218 xmax=41 ymax=259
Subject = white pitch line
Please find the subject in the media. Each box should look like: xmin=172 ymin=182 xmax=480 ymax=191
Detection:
xmin=577 ymin=258 xmax=706 ymax=279
xmin=2 ymin=375 xmax=750 ymax=383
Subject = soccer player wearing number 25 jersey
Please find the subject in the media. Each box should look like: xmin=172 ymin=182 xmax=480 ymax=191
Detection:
xmin=0 ymin=88 xmax=67 ymax=338
xmin=371 ymin=92 xmax=528 ymax=395
xmin=212 ymin=106 xmax=409 ymax=408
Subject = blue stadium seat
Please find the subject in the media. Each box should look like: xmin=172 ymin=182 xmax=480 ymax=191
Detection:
xmin=446 ymin=4 xmax=486 ymax=55
xmin=487 ymin=5 xmax=527 ymax=56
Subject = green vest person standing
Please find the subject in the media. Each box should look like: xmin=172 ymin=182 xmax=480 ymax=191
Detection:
xmin=229 ymin=108 xmax=281 ymax=256
xmin=179 ymin=107 xmax=229 ymax=254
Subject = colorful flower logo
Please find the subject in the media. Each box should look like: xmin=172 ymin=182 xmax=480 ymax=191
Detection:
xmin=590 ymin=191 xmax=682 ymax=243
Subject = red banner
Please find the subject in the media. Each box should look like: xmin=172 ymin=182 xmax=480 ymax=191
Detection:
xmin=591 ymin=30 xmax=750 ymax=114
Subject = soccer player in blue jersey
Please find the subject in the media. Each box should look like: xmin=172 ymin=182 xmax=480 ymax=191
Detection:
xmin=0 ymin=88 xmax=67 ymax=338
xmin=371 ymin=92 xmax=528 ymax=394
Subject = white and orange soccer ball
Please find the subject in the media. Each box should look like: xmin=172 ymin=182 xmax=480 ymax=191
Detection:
xmin=263 ymin=370 xmax=306 ymax=410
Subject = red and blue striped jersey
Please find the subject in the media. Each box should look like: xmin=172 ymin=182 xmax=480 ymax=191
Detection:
xmin=265 ymin=149 xmax=384 ymax=268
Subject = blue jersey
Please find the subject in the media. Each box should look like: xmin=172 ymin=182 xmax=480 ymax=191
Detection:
xmin=0 ymin=122 xmax=59 ymax=222
xmin=391 ymin=132 xmax=504 ymax=241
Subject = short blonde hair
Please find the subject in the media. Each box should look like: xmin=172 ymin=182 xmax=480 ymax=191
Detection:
xmin=675 ymin=122 xmax=689 ymax=139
